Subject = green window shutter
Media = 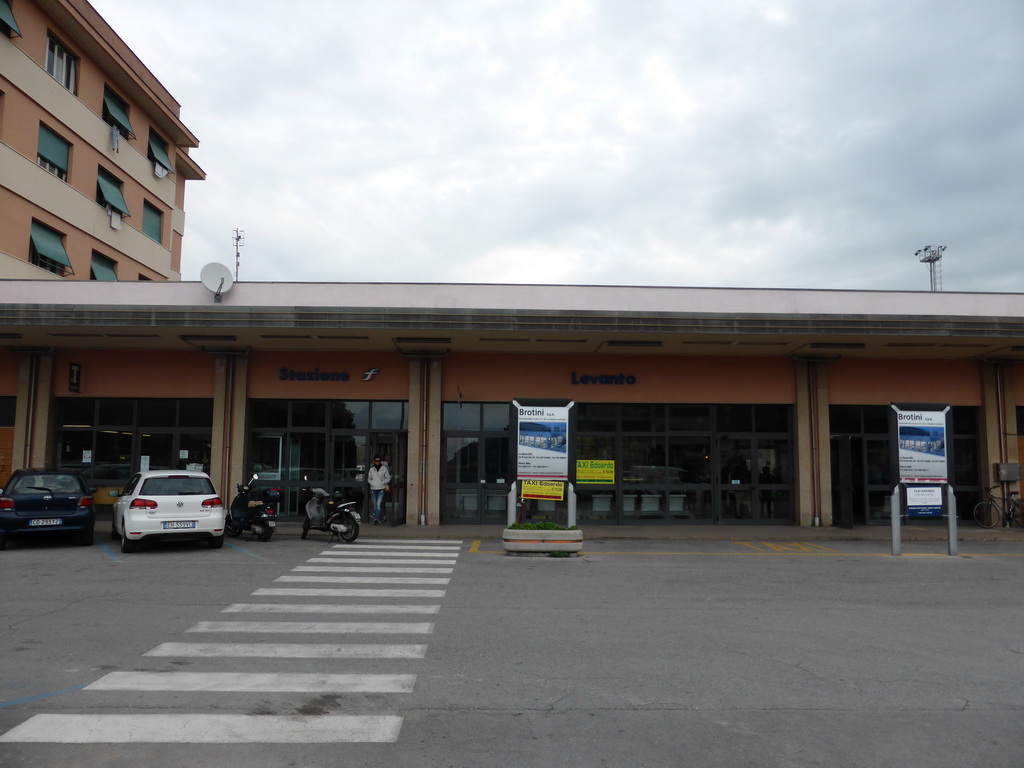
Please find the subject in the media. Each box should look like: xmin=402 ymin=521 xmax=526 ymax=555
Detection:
xmin=38 ymin=125 xmax=70 ymax=173
xmin=142 ymin=202 xmax=162 ymax=242
xmin=30 ymin=221 xmax=71 ymax=267
xmin=90 ymin=253 xmax=118 ymax=281
xmin=96 ymin=169 xmax=130 ymax=216
xmin=0 ymin=0 xmax=21 ymax=37
xmin=148 ymin=132 xmax=173 ymax=173
xmin=102 ymin=89 xmax=134 ymax=138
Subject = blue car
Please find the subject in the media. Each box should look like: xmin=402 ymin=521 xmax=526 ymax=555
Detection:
xmin=0 ymin=469 xmax=95 ymax=550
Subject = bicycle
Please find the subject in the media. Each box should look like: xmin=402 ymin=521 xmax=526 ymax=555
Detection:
xmin=973 ymin=486 xmax=1024 ymax=528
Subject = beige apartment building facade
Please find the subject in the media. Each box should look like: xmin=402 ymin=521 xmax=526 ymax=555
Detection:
xmin=0 ymin=0 xmax=203 ymax=281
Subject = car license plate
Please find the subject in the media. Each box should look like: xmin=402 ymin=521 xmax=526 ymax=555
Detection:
xmin=267 ymin=521 xmax=276 ymax=528
xmin=29 ymin=518 xmax=62 ymax=526
xmin=162 ymin=521 xmax=196 ymax=530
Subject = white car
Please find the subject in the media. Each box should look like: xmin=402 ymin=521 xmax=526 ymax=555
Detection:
xmin=111 ymin=470 xmax=225 ymax=553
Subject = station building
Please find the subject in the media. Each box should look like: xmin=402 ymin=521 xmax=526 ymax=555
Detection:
xmin=0 ymin=0 xmax=204 ymax=282
xmin=0 ymin=279 xmax=1020 ymax=529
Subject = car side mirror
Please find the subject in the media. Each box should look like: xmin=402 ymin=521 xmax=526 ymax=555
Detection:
xmin=109 ymin=489 xmax=120 ymax=498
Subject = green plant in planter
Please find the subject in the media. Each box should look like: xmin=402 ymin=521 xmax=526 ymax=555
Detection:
xmin=507 ymin=522 xmax=579 ymax=531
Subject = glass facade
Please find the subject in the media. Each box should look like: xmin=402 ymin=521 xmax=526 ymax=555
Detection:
xmin=441 ymin=403 xmax=512 ymax=524
xmin=574 ymin=403 xmax=793 ymax=525
xmin=441 ymin=402 xmax=794 ymax=525
xmin=829 ymin=405 xmax=980 ymax=525
xmin=247 ymin=399 xmax=408 ymax=518
xmin=55 ymin=398 xmax=213 ymax=491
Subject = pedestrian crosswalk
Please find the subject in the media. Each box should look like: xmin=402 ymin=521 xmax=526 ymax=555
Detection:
xmin=0 ymin=538 xmax=464 ymax=745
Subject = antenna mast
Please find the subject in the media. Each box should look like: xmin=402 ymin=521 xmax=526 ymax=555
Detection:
xmin=233 ymin=229 xmax=245 ymax=281
xmin=915 ymin=245 xmax=945 ymax=292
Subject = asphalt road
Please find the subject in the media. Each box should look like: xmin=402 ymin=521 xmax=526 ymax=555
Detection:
xmin=2 ymin=533 xmax=1024 ymax=767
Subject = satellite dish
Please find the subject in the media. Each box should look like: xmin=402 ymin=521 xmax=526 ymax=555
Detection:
xmin=200 ymin=263 xmax=234 ymax=303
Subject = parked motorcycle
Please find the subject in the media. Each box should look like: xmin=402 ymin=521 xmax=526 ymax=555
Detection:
xmin=226 ymin=474 xmax=280 ymax=541
xmin=303 ymin=487 xmax=360 ymax=542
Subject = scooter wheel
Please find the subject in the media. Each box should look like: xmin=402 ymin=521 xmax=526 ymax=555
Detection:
xmin=339 ymin=514 xmax=359 ymax=543
xmin=258 ymin=525 xmax=274 ymax=542
xmin=301 ymin=518 xmax=309 ymax=540
xmin=224 ymin=522 xmax=242 ymax=538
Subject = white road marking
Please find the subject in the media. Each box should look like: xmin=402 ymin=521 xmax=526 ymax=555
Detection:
xmin=188 ymin=620 xmax=434 ymax=634
xmin=305 ymin=557 xmax=458 ymax=565
xmin=320 ymin=550 xmax=459 ymax=558
xmin=344 ymin=541 xmax=463 ymax=548
xmin=144 ymin=642 xmax=427 ymax=658
xmin=293 ymin=565 xmax=453 ymax=574
xmin=86 ymin=672 xmax=416 ymax=693
xmin=275 ymin=575 xmax=450 ymax=585
xmin=253 ymin=587 xmax=446 ymax=598
xmin=222 ymin=603 xmax=440 ymax=614
xmin=0 ymin=714 xmax=403 ymax=743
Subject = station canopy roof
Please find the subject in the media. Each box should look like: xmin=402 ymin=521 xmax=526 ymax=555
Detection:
xmin=1 ymin=280 xmax=1024 ymax=361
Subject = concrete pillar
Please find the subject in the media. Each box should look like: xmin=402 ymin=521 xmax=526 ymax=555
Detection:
xmin=980 ymin=361 xmax=1018 ymax=492
xmin=405 ymin=356 xmax=444 ymax=526
xmin=12 ymin=351 xmax=54 ymax=470
xmin=210 ymin=354 xmax=248 ymax=496
xmin=795 ymin=359 xmax=831 ymax=527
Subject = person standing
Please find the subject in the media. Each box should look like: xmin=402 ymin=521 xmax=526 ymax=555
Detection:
xmin=367 ymin=455 xmax=391 ymax=525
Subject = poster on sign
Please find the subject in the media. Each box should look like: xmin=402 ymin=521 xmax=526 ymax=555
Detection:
xmin=892 ymin=404 xmax=950 ymax=484
xmin=513 ymin=400 xmax=572 ymax=480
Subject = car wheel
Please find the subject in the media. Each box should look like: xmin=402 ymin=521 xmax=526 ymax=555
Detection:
xmin=79 ymin=530 xmax=94 ymax=546
xmin=110 ymin=519 xmax=119 ymax=540
xmin=120 ymin=523 xmax=138 ymax=554
xmin=0 ymin=536 xmax=6 ymax=551
xmin=207 ymin=534 xmax=224 ymax=549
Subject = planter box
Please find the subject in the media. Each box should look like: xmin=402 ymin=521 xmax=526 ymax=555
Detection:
xmin=502 ymin=528 xmax=583 ymax=556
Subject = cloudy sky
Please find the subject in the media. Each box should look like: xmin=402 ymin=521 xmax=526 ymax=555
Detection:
xmin=89 ymin=0 xmax=1023 ymax=292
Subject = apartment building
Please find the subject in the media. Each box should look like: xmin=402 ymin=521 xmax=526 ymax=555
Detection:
xmin=0 ymin=0 xmax=203 ymax=281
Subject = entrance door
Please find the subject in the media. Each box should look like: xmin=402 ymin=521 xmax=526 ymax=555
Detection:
xmin=371 ymin=433 xmax=405 ymax=525
xmin=830 ymin=436 xmax=855 ymax=528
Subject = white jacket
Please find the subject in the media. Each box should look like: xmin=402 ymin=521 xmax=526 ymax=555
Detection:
xmin=368 ymin=464 xmax=391 ymax=491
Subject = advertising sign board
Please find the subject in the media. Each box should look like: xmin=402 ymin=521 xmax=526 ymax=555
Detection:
xmin=514 ymin=400 xmax=572 ymax=480
xmin=893 ymin=405 xmax=949 ymax=483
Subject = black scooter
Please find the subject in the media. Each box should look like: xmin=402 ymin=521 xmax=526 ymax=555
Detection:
xmin=226 ymin=474 xmax=280 ymax=542
xmin=302 ymin=487 xmax=360 ymax=542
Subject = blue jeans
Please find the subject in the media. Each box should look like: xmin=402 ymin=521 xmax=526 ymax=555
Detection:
xmin=371 ymin=489 xmax=385 ymax=520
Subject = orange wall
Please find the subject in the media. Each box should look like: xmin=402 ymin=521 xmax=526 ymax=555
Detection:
xmin=52 ymin=349 xmax=215 ymax=397
xmin=248 ymin=352 xmax=409 ymax=399
xmin=0 ymin=351 xmax=20 ymax=393
xmin=828 ymin=359 xmax=983 ymax=405
xmin=442 ymin=353 xmax=797 ymax=403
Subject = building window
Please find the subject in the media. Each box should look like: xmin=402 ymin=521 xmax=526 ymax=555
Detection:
xmin=148 ymin=130 xmax=172 ymax=177
xmin=37 ymin=124 xmax=70 ymax=180
xmin=90 ymin=252 xmax=117 ymax=281
xmin=46 ymin=35 xmax=76 ymax=93
xmin=96 ymin=167 xmax=130 ymax=216
xmin=0 ymin=0 xmax=22 ymax=37
xmin=29 ymin=220 xmax=71 ymax=276
xmin=142 ymin=201 xmax=162 ymax=242
xmin=102 ymin=87 xmax=133 ymax=143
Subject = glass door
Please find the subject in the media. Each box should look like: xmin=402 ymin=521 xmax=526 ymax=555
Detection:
xmin=370 ymin=432 xmax=405 ymax=525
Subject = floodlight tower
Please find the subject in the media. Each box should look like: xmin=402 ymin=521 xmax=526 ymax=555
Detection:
xmin=233 ymin=229 xmax=245 ymax=281
xmin=915 ymin=245 xmax=945 ymax=292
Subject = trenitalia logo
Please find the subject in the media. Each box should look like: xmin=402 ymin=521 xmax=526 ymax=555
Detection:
xmin=571 ymin=372 xmax=637 ymax=385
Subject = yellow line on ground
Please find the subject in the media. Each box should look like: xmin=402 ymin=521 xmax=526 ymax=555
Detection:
xmin=468 ymin=540 xmax=481 ymax=553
